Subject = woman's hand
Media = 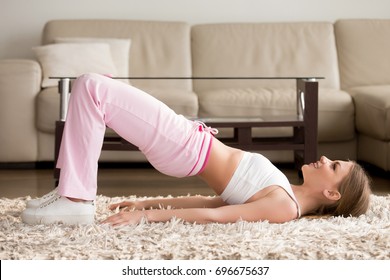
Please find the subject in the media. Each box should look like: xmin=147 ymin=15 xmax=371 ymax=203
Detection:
xmin=102 ymin=210 xmax=146 ymax=226
xmin=108 ymin=200 xmax=144 ymax=211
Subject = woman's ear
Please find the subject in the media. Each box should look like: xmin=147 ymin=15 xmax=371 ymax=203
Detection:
xmin=322 ymin=189 xmax=341 ymax=201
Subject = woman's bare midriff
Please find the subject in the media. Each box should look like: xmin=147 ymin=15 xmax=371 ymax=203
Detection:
xmin=197 ymin=138 xmax=245 ymax=195
xmin=198 ymin=138 xmax=297 ymax=212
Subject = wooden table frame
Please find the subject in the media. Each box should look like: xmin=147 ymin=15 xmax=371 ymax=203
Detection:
xmin=53 ymin=77 xmax=320 ymax=180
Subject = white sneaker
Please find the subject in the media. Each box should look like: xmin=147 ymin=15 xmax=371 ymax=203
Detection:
xmin=26 ymin=187 xmax=59 ymax=208
xmin=21 ymin=196 xmax=95 ymax=225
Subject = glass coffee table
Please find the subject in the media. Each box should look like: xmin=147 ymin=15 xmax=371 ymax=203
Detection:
xmin=52 ymin=76 xmax=320 ymax=180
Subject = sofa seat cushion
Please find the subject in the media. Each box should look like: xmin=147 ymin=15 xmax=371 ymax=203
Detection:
xmin=349 ymin=85 xmax=390 ymax=141
xmin=197 ymin=87 xmax=354 ymax=142
xmin=139 ymin=87 xmax=198 ymax=118
xmin=358 ymin=134 xmax=390 ymax=171
xmin=36 ymin=86 xmax=198 ymax=134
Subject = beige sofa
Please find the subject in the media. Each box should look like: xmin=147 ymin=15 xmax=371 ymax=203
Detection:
xmin=0 ymin=19 xmax=389 ymax=171
xmin=335 ymin=19 xmax=390 ymax=171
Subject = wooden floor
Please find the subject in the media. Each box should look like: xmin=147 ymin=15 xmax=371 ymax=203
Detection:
xmin=0 ymin=163 xmax=388 ymax=199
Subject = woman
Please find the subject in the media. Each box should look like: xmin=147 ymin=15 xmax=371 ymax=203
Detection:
xmin=21 ymin=74 xmax=372 ymax=226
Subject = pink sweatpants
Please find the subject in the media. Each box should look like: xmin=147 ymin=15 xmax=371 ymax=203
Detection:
xmin=56 ymin=73 xmax=214 ymax=200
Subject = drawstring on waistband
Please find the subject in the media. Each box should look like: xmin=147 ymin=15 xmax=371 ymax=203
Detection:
xmin=196 ymin=121 xmax=219 ymax=135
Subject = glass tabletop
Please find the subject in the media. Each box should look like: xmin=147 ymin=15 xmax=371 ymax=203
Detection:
xmin=50 ymin=76 xmax=324 ymax=80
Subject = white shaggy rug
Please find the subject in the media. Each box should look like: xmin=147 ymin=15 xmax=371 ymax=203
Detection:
xmin=1 ymin=194 xmax=389 ymax=260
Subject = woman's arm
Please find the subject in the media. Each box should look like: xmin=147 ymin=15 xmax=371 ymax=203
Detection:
xmin=102 ymin=195 xmax=297 ymax=226
xmin=108 ymin=195 xmax=227 ymax=211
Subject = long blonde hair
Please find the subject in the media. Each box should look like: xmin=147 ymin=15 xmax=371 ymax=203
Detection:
xmin=316 ymin=161 xmax=372 ymax=217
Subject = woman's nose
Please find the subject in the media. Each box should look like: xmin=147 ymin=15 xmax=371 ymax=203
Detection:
xmin=320 ymin=156 xmax=329 ymax=163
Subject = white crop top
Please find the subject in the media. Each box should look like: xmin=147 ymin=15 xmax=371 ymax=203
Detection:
xmin=220 ymin=152 xmax=301 ymax=218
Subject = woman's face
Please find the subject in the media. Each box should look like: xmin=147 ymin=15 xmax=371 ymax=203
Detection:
xmin=302 ymin=156 xmax=353 ymax=190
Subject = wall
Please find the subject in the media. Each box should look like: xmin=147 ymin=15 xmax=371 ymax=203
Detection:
xmin=1 ymin=0 xmax=390 ymax=60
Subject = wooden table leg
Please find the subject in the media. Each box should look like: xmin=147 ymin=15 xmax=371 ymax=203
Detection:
xmin=54 ymin=121 xmax=65 ymax=185
xmin=297 ymin=79 xmax=318 ymax=165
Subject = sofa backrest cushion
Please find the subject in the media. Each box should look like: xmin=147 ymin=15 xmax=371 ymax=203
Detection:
xmin=191 ymin=22 xmax=340 ymax=91
xmin=42 ymin=20 xmax=192 ymax=90
xmin=335 ymin=19 xmax=390 ymax=90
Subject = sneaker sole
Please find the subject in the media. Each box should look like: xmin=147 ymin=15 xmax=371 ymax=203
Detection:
xmin=21 ymin=212 xmax=95 ymax=225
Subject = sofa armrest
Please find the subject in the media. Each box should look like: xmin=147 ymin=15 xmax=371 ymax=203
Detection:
xmin=0 ymin=59 xmax=42 ymax=162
